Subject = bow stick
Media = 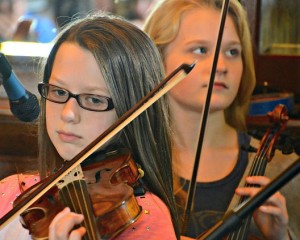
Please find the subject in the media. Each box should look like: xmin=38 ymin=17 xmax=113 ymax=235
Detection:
xmin=182 ymin=0 xmax=231 ymax=231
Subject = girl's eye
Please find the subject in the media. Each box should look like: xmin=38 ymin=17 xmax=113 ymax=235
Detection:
xmin=85 ymin=96 xmax=107 ymax=105
xmin=55 ymin=89 xmax=68 ymax=97
xmin=226 ymin=48 xmax=241 ymax=57
xmin=49 ymin=88 xmax=67 ymax=98
xmin=192 ymin=47 xmax=207 ymax=55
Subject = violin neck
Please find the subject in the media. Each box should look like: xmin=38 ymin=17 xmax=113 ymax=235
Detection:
xmin=59 ymin=170 xmax=100 ymax=240
xmin=226 ymin=151 xmax=268 ymax=240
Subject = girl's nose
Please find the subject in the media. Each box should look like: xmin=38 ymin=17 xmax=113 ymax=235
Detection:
xmin=216 ymin=54 xmax=228 ymax=75
xmin=61 ymin=98 xmax=80 ymax=123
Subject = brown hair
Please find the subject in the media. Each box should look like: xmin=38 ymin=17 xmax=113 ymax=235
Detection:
xmin=38 ymin=12 xmax=180 ymax=237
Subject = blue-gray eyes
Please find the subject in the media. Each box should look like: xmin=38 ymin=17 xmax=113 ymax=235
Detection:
xmin=53 ymin=88 xmax=68 ymax=97
xmin=192 ymin=47 xmax=207 ymax=55
xmin=192 ymin=46 xmax=241 ymax=58
xmin=38 ymin=83 xmax=114 ymax=112
xmin=226 ymin=48 xmax=241 ymax=57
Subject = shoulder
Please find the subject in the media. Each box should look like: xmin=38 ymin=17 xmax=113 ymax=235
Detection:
xmin=114 ymin=192 xmax=177 ymax=240
xmin=0 ymin=174 xmax=40 ymax=218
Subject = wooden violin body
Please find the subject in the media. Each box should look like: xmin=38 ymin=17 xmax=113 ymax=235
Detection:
xmin=80 ymin=148 xmax=143 ymax=239
xmin=14 ymin=148 xmax=143 ymax=240
xmin=14 ymin=183 xmax=65 ymax=239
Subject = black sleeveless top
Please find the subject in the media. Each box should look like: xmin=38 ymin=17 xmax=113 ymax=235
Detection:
xmin=179 ymin=132 xmax=251 ymax=238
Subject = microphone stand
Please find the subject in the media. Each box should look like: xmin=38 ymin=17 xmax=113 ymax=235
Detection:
xmin=198 ymin=157 xmax=300 ymax=240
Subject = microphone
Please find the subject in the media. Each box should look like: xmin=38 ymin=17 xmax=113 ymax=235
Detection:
xmin=0 ymin=52 xmax=40 ymax=122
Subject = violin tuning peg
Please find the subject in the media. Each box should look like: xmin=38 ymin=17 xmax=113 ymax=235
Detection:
xmin=138 ymin=168 xmax=144 ymax=178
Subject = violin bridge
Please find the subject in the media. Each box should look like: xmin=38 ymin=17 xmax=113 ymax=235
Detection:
xmin=56 ymin=165 xmax=85 ymax=189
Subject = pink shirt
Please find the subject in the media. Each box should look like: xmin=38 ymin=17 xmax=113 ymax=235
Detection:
xmin=114 ymin=193 xmax=177 ymax=240
xmin=0 ymin=174 xmax=177 ymax=239
xmin=0 ymin=173 xmax=40 ymax=219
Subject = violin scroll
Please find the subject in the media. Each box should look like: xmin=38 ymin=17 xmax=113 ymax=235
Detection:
xmin=267 ymin=104 xmax=289 ymax=125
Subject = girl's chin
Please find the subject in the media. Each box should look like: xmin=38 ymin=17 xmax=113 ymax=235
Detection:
xmin=58 ymin=150 xmax=80 ymax=162
xmin=209 ymin=103 xmax=232 ymax=112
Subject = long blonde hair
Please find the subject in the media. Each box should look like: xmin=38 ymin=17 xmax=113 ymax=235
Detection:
xmin=144 ymin=0 xmax=256 ymax=131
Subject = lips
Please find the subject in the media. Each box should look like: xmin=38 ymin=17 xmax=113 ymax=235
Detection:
xmin=202 ymin=81 xmax=228 ymax=89
xmin=213 ymin=82 xmax=228 ymax=89
xmin=57 ymin=130 xmax=82 ymax=142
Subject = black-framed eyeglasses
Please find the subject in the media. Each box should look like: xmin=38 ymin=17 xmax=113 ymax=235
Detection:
xmin=38 ymin=83 xmax=114 ymax=112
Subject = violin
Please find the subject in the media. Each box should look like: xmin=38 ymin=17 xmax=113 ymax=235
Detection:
xmin=225 ymin=104 xmax=288 ymax=240
xmin=14 ymin=148 xmax=144 ymax=239
xmin=196 ymin=104 xmax=289 ymax=240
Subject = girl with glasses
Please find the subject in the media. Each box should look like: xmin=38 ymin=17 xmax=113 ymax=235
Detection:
xmin=0 ymin=12 xmax=179 ymax=239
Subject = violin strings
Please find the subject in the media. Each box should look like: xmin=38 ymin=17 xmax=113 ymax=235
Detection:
xmin=77 ymin=176 xmax=99 ymax=240
xmin=227 ymin=133 xmax=273 ymax=240
xmin=70 ymin=180 xmax=90 ymax=238
xmin=61 ymin=166 xmax=98 ymax=240
xmin=230 ymin=111 xmax=287 ymax=239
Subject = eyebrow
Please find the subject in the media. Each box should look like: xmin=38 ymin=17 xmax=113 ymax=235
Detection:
xmin=184 ymin=39 xmax=242 ymax=48
xmin=185 ymin=39 xmax=210 ymax=45
xmin=49 ymin=77 xmax=109 ymax=94
xmin=225 ymin=40 xmax=242 ymax=46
